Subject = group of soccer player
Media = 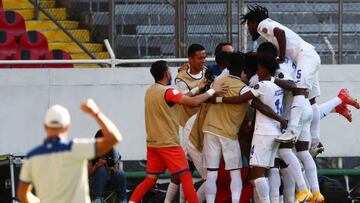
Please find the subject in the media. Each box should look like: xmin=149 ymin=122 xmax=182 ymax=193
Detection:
xmin=129 ymin=5 xmax=360 ymax=203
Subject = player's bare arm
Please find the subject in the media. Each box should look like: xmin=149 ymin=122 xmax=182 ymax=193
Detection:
xmin=273 ymin=27 xmax=286 ymax=63
xmin=178 ymin=83 xmax=225 ymax=107
xmin=17 ymin=183 xmax=40 ymax=203
xmin=251 ymin=98 xmax=286 ymax=129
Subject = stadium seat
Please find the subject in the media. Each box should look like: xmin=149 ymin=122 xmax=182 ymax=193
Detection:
xmin=44 ymin=49 xmax=73 ymax=68
xmin=19 ymin=31 xmax=49 ymax=58
xmin=0 ymin=10 xmax=26 ymax=40
xmin=0 ymin=30 xmax=17 ymax=60
xmin=12 ymin=49 xmax=42 ymax=68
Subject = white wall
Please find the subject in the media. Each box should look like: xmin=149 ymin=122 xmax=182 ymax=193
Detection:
xmin=0 ymin=65 xmax=359 ymax=159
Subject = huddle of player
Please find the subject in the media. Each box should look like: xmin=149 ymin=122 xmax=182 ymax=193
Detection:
xmin=129 ymin=4 xmax=360 ymax=203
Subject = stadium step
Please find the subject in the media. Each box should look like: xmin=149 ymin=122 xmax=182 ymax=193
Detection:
xmin=40 ymin=29 xmax=90 ymax=43
xmin=71 ymin=52 xmax=110 ymax=60
xmin=10 ymin=8 xmax=67 ymax=20
xmin=26 ymin=20 xmax=80 ymax=30
xmin=49 ymin=42 xmax=104 ymax=53
xmin=2 ymin=0 xmax=56 ymax=9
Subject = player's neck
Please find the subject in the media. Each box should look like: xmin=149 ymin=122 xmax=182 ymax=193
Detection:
xmin=156 ymin=79 xmax=168 ymax=86
xmin=259 ymin=75 xmax=272 ymax=81
xmin=188 ymin=66 xmax=201 ymax=75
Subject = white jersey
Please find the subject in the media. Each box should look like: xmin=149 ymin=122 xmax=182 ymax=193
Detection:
xmin=257 ymin=18 xmax=315 ymax=62
xmin=251 ymin=80 xmax=284 ymax=135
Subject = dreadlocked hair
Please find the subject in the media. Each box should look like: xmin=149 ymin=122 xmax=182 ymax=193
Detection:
xmin=241 ymin=5 xmax=269 ymax=24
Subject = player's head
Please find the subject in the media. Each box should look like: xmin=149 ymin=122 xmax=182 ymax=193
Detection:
xmin=241 ymin=5 xmax=269 ymax=41
xmin=244 ymin=52 xmax=258 ymax=80
xmin=257 ymin=55 xmax=279 ymax=79
xmin=228 ymin=51 xmax=245 ymax=76
xmin=188 ymin=43 xmax=206 ymax=72
xmin=215 ymin=51 xmax=231 ymax=69
xmin=44 ymin=104 xmax=70 ymax=137
xmin=151 ymin=60 xmax=172 ymax=85
xmin=214 ymin=42 xmax=234 ymax=55
xmin=257 ymin=42 xmax=277 ymax=58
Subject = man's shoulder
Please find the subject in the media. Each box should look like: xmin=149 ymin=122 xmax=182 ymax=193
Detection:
xmin=26 ymin=139 xmax=74 ymax=159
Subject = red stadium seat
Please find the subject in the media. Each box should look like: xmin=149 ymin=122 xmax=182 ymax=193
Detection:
xmin=44 ymin=49 xmax=73 ymax=68
xmin=12 ymin=49 xmax=42 ymax=68
xmin=19 ymin=31 xmax=48 ymax=58
xmin=0 ymin=10 xmax=26 ymax=40
xmin=0 ymin=30 xmax=17 ymax=60
xmin=0 ymin=53 xmax=10 ymax=68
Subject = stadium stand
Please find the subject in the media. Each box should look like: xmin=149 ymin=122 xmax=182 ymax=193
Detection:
xmin=0 ymin=0 xmax=109 ymax=68
xmin=0 ymin=30 xmax=17 ymax=60
xmin=12 ymin=49 xmax=42 ymax=68
xmin=69 ymin=0 xmax=360 ymax=64
xmin=44 ymin=49 xmax=73 ymax=68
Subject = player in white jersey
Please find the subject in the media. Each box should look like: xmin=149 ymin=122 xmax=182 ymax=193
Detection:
xmin=241 ymin=5 xmax=321 ymax=147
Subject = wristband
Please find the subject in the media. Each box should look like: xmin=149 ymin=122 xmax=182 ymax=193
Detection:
xmin=190 ymin=87 xmax=200 ymax=95
xmin=215 ymin=97 xmax=223 ymax=103
xmin=270 ymin=76 xmax=275 ymax=83
xmin=206 ymin=89 xmax=216 ymax=97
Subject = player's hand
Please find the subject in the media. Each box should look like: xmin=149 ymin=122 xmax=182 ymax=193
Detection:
xmin=178 ymin=63 xmax=190 ymax=72
xmin=212 ymin=83 xmax=227 ymax=94
xmin=208 ymin=96 xmax=217 ymax=104
xmin=95 ymin=159 xmax=107 ymax=168
xmin=310 ymin=142 xmax=325 ymax=158
xmin=279 ymin=118 xmax=287 ymax=130
xmin=198 ymin=79 xmax=208 ymax=91
xmin=276 ymin=58 xmax=285 ymax=64
xmin=81 ymin=98 xmax=100 ymax=116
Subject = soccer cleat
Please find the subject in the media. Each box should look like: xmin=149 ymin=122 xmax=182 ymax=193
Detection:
xmin=295 ymin=189 xmax=313 ymax=203
xmin=338 ymin=89 xmax=360 ymax=109
xmin=311 ymin=191 xmax=325 ymax=203
xmin=275 ymin=130 xmax=296 ymax=143
xmin=335 ymin=103 xmax=352 ymax=122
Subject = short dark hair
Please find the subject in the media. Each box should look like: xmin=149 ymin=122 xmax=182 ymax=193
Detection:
xmin=228 ymin=52 xmax=245 ymax=72
xmin=244 ymin=52 xmax=258 ymax=76
xmin=215 ymin=51 xmax=230 ymax=66
xmin=150 ymin=60 xmax=168 ymax=82
xmin=257 ymin=42 xmax=277 ymax=58
xmin=214 ymin=42 xmax=232 ymax=55
xmin=257 ymin=55 xmax=279 ymax=76
xmin=241 ymin=5 xmax=269 ymax=24
xmin=188 ymin=43 xmax=205 ymax=57
xmin=95 ymin=129 xmax=103 ymax=138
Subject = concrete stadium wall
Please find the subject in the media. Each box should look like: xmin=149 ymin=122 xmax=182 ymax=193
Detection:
xmin=0 ymin=65 xmax=359 ymax=159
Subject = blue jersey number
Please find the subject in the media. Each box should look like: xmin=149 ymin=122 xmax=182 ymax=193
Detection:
xmin=275 ymin=99 xmax=282 ymax=115
xmin=296 ymin=69 xmax=302 ymax=79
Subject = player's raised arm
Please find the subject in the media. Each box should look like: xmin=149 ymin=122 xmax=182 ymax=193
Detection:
xmin=273 ymin=27 xmax=286 ymax=63
xmin=81 ymin=99 xmax=123 ymax=157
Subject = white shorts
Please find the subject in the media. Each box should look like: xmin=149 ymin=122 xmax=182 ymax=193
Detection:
xmin=203 ymin=132 xmax=242 ymax=170
xmin=249 ymin=134 xmax=279 ymax=168
xmin=294 ymin=48 xmax=321 ymax=90
xmin=296 ymin=101 xmax=313 ymax=142
xmin=187 ymin=142 xmax=207 ymax=179
xmin=182 ymin=115 xmax=197 ymax=156
xmin=308 ymin=72 xmax=320 ymax=99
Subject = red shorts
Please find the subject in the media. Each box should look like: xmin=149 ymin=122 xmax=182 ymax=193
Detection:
xmin=146 ymin=146 xmax=190 ymax=175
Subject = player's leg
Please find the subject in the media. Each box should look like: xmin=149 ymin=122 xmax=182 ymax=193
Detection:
xmin=221 ymin=136 xmax=243 ymax=203
xmin=129 ymin=147 xmax=164 ymax=203
xmin=165 ymin=176 xmax=180 ymax=203
xmin=251 ymin=167 xmax=270 ymax=203
xmin=279 ymin=160 xmax=295 ymax=203
xmin=161 ymin=146 xmax=199 ymax=203
xmin=203 ymin=132 xmax=222 ymax=203
xmin=269 ymin=159 xmax=281 ymax=203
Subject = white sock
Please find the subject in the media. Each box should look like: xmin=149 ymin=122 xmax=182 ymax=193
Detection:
xmin=254 ymin=177 xmax=271 ymax=203
xmin=165 ymin=182 xmax=179 ymax=203
xmin=278 ymin=149 xmax=307 ymax=191
xmin=197 ymin=182 xmax=206 ymax=203
xmin=253 ymin=185 xmax=261 ymax=203
xmin=280 ymin=167 xmax=295 ymax=203
xmin=296 ymin=151 xmax=320 ymax=192
xmin=311 ymin=103 xmax=321 ymax=147
xmin=205 ymin=171 xmax=218 ymax=203
xmin=179 ymin=183 xmax=185 ymax=203
xmin=287 ymin=95 xmax=306 ymax=131
xmin=230 ymin=170 xmax=242 ymax=203
xmin=268 ymin=168 xmax=281 ymax=203
xmin=319 ymin=97 xmax=342 ymax=119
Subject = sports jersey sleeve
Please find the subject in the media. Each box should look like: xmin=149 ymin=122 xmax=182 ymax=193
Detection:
xmin=175 ymin=79 xmax=190 ymax=94
xmin=19 ymin=159 xmax=32 ymax=183
xmin=257 ymin=19 xmax=275 ymax=36
xmin=249 ymin=74 xmax=259 ymax=88
xmin=250 ymin=82 xmax=265 ymax=98
xmin=165 ymin=88 xmax=184 ymax=104
xmin=70 ymin=138 xmax=96 ymax=160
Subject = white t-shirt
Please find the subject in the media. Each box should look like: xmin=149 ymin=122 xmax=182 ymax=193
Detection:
xmin=251 ymin=80 xmax=284 ymax=135
xmin=257 ymin=18 xmax=315 ymax=62
xmin=19 ymin=137 xmax=96 ymax=203
xmin=216 ymin=68 xmax=229 ymax=80
xmin=175 ymin=68 xmax=204 ymax=93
